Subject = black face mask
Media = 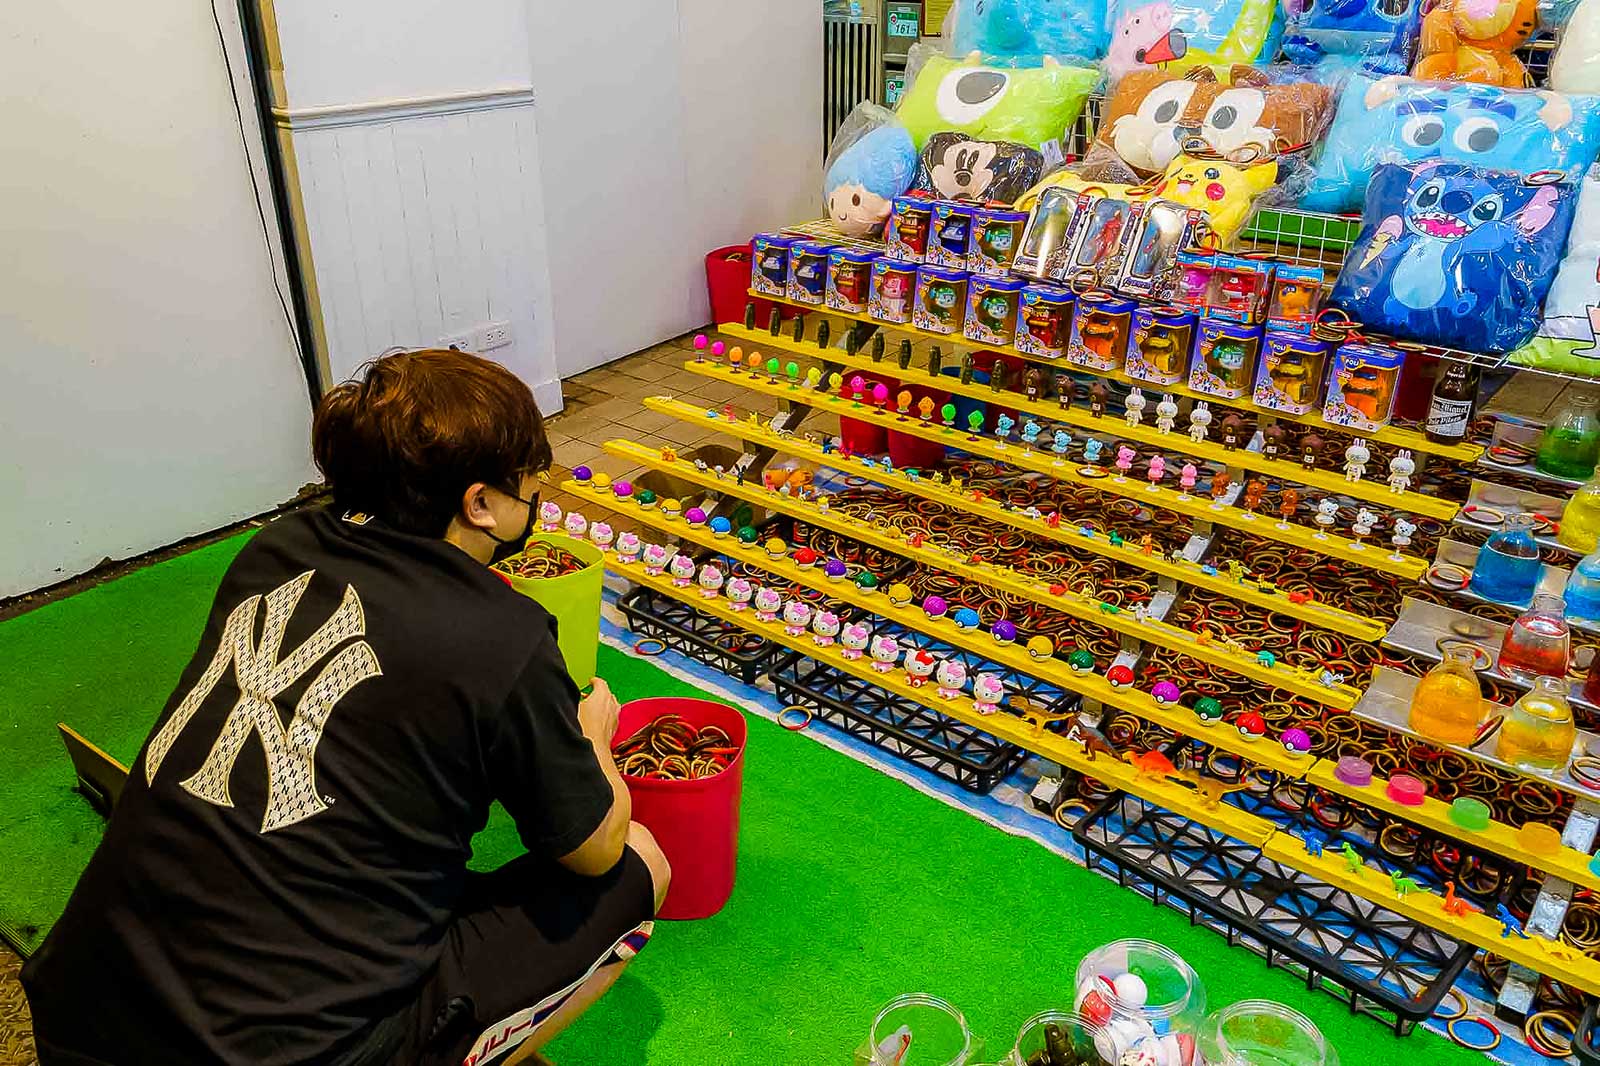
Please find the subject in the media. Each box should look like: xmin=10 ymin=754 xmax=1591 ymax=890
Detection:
xmin=485 ymin=489 xmax=538 ymax=567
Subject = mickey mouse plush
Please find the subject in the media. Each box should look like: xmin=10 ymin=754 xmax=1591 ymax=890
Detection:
xmin=914 ymin=132 xmax=1043 ymax=203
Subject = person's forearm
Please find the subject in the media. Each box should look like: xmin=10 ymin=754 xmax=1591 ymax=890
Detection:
xmin=588 ymin=735 xmax=633 ymax=842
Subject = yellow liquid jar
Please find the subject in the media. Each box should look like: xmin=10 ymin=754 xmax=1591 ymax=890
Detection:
xmin=1497 ymin=676 xmax=1577 ymax=772
xmin=1408 ymin=648 xmax=1484 ymax=746
xmin=1560 ymin=464 xmax=1600 ymax=554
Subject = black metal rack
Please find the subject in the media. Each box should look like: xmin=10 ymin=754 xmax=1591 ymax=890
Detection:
xmin=617 ymin=585 xmax=783 ymax=685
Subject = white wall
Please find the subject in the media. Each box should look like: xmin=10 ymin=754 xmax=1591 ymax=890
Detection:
xmin=0 ymin=1 xmax=317 ymax=597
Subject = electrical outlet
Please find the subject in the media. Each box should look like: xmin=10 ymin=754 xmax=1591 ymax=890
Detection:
xmin=478 ymin=321 xmax=513 ymax=351
xmin=440 ymin=332 xmax=475 ymax=353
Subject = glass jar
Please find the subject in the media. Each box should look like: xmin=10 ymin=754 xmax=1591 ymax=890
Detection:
xmin=1197 ymin=1000 xmax=1339 ymax=1066
xmin=1497 ymin=676 xmax=1577 ymax=772
xmin=1499 ymin=593 xmax=1572 ymax=684
xmin=1537 ymin=392 xmax=1600 ymax=479
xmin=1567 ymin=550 xmax=1600 ymax=621
xmin=1009 ymin=1011 xmax=1101 ymax=1066
xmin=861 ymin=994 xmax=974 ymax=1066
xmin=1408 ymin=647 xmax=1484 ymax=746
xmin=1468 ymin=513 xmax=1542 ymax=605
xmin=1075 ymin=939 xmax=1206 ymax=1063
xmin=1560 ymin=464 xmax=1600 ymax=554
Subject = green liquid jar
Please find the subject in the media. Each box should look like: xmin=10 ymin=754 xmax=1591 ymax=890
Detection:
xmin=1537 ymin=393 xmax=1600 ymax=479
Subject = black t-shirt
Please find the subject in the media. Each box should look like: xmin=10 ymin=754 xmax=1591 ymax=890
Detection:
xmin=22 ymin=508 xmax=613 ymax=1066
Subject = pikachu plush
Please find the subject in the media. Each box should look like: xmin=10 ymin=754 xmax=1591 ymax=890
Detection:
xmin=1413 ymin=0 xmax=1539 ymax=87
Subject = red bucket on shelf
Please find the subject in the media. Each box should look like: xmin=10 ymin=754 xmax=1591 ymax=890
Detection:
xmin=705 ymin=244 xmax=798 ymax=329
xmin=614 ymin=697 xmax=747 ymax=920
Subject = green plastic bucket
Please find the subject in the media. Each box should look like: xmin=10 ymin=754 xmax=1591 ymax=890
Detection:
xmin=500 ymin=532 xmax=604 ymax=687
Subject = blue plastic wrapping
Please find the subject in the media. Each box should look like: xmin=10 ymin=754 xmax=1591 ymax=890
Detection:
xmin=1103 ymin=0 xmax=1285 ymax=81
xmin=944 ymin=0 xmax=1110 ymax=63
xmin=1329 ymin=162 xmax=1579 ymax=354
xmin=1282 ymin=0 xmax=1424 ymax=75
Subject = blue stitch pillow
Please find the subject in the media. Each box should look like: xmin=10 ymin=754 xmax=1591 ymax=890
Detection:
xmin=1329 ymin=162 xmax=1578 ymax=354
xmin=1282 ymin=0 xmax=1424 ymax=75
xmin=1302 ymin=75 xmax=1600 ymax=214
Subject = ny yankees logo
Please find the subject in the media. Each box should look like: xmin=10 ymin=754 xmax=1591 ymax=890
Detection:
xmin=145 ymin=571 xmax=381 ymax=832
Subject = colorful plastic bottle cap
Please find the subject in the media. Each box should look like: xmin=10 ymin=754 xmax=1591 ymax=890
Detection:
xmin=1334 ymin=756 xmax=1372 ymax=787
xmin=1387 ymin=774 xmax=1426 ymax=806
xmin=1519 ymin=823 xmax=1561 ymax=856
xmin=572 ymin=465 xmax=592 ymax=483
xmin=1449 ymin=797 xmax=1491 ymax=832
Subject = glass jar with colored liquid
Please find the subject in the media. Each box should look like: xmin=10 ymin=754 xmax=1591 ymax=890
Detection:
xmin=1408 ymin=647 xmax=1484 ymax=746
xmin=1499 ymin=593 xmax=1571 ymax=684
xmin=1497 ymin=675 xmax=1577 ymax=772
xmin=1559 ymin=464 xmax=1600 ymax=554
xmin=1468 ymin=513 xmax=1542 ymax=605
xmin=1566 ymin=550 xmax=1600 ymax=621
xmin=1536 ymin=393 xmax=1600 ymax=479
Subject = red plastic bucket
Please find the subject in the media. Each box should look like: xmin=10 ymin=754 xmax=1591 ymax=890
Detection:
xmin=705 ymin=244 xmax=796 ymax=328
xmin=614 ymin=697 xmax=747 ymax=920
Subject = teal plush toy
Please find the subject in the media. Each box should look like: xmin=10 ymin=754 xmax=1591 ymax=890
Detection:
xmin=895 ymin=50 xmax=1099 ymax=154
xmin=947 ymin=0 xmax=1110 ymax=63
xmin=823 ymin=108 xmax=918 ymax=238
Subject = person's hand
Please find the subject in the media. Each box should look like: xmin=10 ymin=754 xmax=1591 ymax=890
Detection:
xmin=578 ymin=677 xmax=621 ymax=746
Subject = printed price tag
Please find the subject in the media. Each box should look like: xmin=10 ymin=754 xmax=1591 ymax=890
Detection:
xmin=887 ymin=11 xmax=920 ymax=36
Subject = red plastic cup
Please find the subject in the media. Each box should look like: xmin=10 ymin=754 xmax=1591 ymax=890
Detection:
xmin=614 ymin=697 xmax=747 ymax=920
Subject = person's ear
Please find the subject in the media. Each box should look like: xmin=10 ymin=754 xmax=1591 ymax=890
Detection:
xmin=460 ymin=482 xmax=497 ymax=531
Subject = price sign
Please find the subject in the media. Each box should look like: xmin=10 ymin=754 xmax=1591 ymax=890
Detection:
xmin=887 ymin=11 xmax=920 ymax=36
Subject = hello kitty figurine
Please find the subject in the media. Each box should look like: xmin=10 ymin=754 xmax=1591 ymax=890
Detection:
xmin=537 ymin=500 xmax=564 ymax=532
xmin=696 ymin=563 xmax=724 ymax=598
xmin=1388 ymin=449 xmax=1415 ymax=494
xmin=1313 ymin=498 xmax=1339 ymax=536
xmin=1124 ymin=387 xmax=1147 ymax=428
xmin=754 ymin=586 xmax=783 ymax=622
xmin=668 ymin=553 xmax=696 ymax=587
xmin=1343 ymin=440 xmax=1370 ymax=482
xmin=726 ymin=576 xmax=754 ymax=610
xmin=840 ymin=623 xmax=871 ymax=660
xmin=782 ymin=599 xmax=813 ymax=636
xmin=904 ymin=648 xmax=939 ymax=687
xmin=616 ymin=531 xmax=642 ymax=564
xmin=812 ymin=609 xmax=841 ymax=646
xmin=935 ymin=659 xmax=968 ymax=700
xmin=589 ymin=521 xmax=614 ymax=552
xmin=1188 ymin=402 xmax=1212 ymax=443
xmin=870 ymin=635 xmax=900 ymax=673
xmin=642 ymin=543 xmax=670 ymax=576
xmin=1154 ymin=395 xmax=1178 ymax=434
xmin=972 ymin=673 xmax=1005 ymax=714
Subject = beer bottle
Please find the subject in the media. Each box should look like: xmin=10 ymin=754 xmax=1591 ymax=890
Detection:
xmin=1425 ymin=361 xmax=1478 ymax=444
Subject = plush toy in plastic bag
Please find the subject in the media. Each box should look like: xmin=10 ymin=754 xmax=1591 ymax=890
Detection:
xmin=1283 ymin=0 xmax=1425 ymax=76
xmin=1302 ymin=74 xmax=1600 ymax=213
xmin=1413 ymin=0 xmax=1540 ymax=86
xmin=1103 ymin=0 xmax=1284 ymax=82
xmin=913 ymin=132 xmax=1045 ymax=201
xmin=944 ymin=0 xmax=1110 ymax=63
xmin=1509 ymin=167 xmax=1600 ymax=375
xmin=895 ymin=46 xmax=1099 ymax=157
xmin=1551 ymin=0 xmax=1600 ymax=93
xmin=823 ymin=104 xmax=919 ymax=238
xmin=1330 ymin=161 xmax=1578 ymax=354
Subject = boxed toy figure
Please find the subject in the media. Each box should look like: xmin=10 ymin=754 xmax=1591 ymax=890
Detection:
xmin=964 ymin=275 xmax=1026 ymax=345
xmin=1127 ymin=306 xmax=1196 ymax=385
xmin=927 ymin=202 xmax=976 ymax=269
xmin=1174 ymin=251 xmax=1216 ymax=311
xmin=913 ymin=265 xmax=969 ymax=334
xmin=885 ymin=195 xmax=933 ymax=263
xmin=869 ymin=258 xmax=918 ymax=324
xmin=1324 ymin=342 xmax=1405 ymax=432
xmin=1068 ymin=292 xmax=1137 ymax=371
xmin=1113 ymin=201 xmax=1202 ymax=301
xmin=1190 ymin=318 xmax=1263 ymax=399
xmin=787 ymin=240 xmax=833 ymax=305
xmin=1266 ymin=265 xmax=1324 ymax=334
xmin=1206 ymin=255 xmax=1275 ymax=324
xmin=751 ymin=233 xmax=795 ymax=298
xmin=826 ymin=249 xmax=875 ymax=314
xmin=1015 ymin=284 xmax=1076 ymax=358
xmin=969 ymin=207 xmax=1028 ymax=276
xmin=1254 ymin=331 xmax=1333 ymax=414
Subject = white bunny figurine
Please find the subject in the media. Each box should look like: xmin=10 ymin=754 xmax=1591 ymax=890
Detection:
xmin=1387 ymin=449 xmax=1415 ymax=494
xmin=1154 ymin=394 xmax=1179 ymax=434
xmin=1124 ymin=387 xmax=1148 ymax=428
xmin=1343 ymin=439 xmax=1370 ymax=483
xmin=1188 ymin=402 xmax=1213 ymax=444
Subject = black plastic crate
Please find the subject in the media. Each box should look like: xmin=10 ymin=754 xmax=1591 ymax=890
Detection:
xmin=617 ymin=585 xmax=781 ymax=685
xmin=1072 ymin=791 xmax=1477 ymax=1036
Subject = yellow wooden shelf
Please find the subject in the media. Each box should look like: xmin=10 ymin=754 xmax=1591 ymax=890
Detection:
xmin=609 ymin=425 xmax=1362 ymax=711
xmin=568 ymin=479 xmax=1315 ymax=777
xmin=677 ymin=358 xmax=1425 ymax=588
xmin=728 ymin=303 xmax=1484 ymax=465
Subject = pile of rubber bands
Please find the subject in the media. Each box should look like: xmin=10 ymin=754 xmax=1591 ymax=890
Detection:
xmin=494 ymin=541 xmax=589 ymax=579
xmin=613 ymin=714 xmax=738 ymax=780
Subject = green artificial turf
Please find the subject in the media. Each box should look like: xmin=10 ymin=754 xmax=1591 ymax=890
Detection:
xmin=0 ymin=536 xmax=1483 ymax=1064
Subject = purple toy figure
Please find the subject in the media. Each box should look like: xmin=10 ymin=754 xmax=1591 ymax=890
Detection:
xmin=1147 ymin=455 xmax=1166 ymax=489
xmin=1114 ymin=444 xmax=1136 ymax=480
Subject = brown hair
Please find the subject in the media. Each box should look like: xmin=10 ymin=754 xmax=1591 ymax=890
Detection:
xmin=312 ymin=348 xmax=552 ymax=536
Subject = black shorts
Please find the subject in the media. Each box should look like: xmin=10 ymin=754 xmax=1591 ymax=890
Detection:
xmin=344 ymin=846 xmax=656 ymax=1066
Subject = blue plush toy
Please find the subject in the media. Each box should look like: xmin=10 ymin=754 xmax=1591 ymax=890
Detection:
xmin=947 ymin=0 xmax=1110 ymax=63
xmin=1282 ymin=0 xmax=1424 ymax=76
xmin=1302 ymin=74 xmax=1600 ymax=213
xmin=1330 ymin=161 xmax=1578 ymax=354
xmin=824 ymin=121 xmax=918 ymax=238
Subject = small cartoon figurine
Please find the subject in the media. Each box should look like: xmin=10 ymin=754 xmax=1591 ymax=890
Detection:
xmin=1209 ymin=471 xmax=1231 ymax=506
xmin=1313 ymin=498 xmax=1339 ymax=536
xmin=1054 ymin=375 xmax=1076 ymax=410
xmin=1392 ymin=516 xmax=1417 ymax=558
xmin=1340 ymin=842 xmax=1365 ymax=874
xmin=812 ymin=609 xmax=841 ymax=646
xmin=642 ymin=543 xmax=670 ymax=576
xmin=972 ymin=673 xmax=1005 ymax=714
xmin=1277 ymin=488 xmax=1301 ymax=529
xmin=1147 ymin=455 xmax=1166 ymax=488
xmin=564 ymin=511 xmax=588 ymax=539
xmin=1189 ymin=402 xmax=1213 ymax=443
xmin=725 ymin=576 xmax=753 ymax=610
xmin=589 ymin=521 xmax=614 ymax=552
xmin=1261 ymin=423 xmax=1286 ymax=460
xmin=1114 ymin=445 xmax=1136 ymax=480
xmin=1391 ymin=870 xmax=1422 ymax=898
xmin=1089 ymin=382 xmax=1109 ymax=418
xmin=1051 ymin=430 xmax=1073 ymax=462
xmin=918 ymin=396 xmax=935 ymax=422
xmin=616 ymin=531 xmax=642 ymax=564
xmin=696 ymin=563 xmax=724 ymax=598
xmin=668 ymin=553 xmax=696 ymax=587
xmin=1257 ymin=650 xmax=1276 ymax=668
xmin=753 ymin=586 xmax=784 ymax=622
xmin=782 ymin=599 xmax=813 ymax=636
xmin=1125 ymin=387 xmax=1147 ymax=428
xmin=1083 ymin=438 xmax=1105 ymax=467
xmin=1318 ymin=668 xmax=1346 ymax=688
xmin=1298 ymin=432 xmax=1324 ymax=472
xmin=1021 ymin=420 xmax=1044 ymax=450
xmin=869 ymin=634 xmax=900 ymax=673
xmin=1388 ymin=449 xmax=1415 ymax=494
xmin=1242 ymin=479 xmax=1265 ymax=513
xmin=1178 ymin=463 xmax=1198 ymax=497
xmin=904 ymin=648 xmax=939 ymax=687
xmin=1351 ymin=508 xmax=1377 ymax=545
xmin=1344 ymin=439 xmax=1370 ymax=482
xmin=1227 ymin=560 xmax=1248 ymax=584
xmin=935 ymin=659 xmax=968 ymax=699
xmin=840 ymin=623 xmax=871 ymax=660
xmin=1219 ymin=414 xmax=1245 ymax=451
xmin=1023 ymin=367 xmax=1044 ymax=401
xmin=995 ymin=413 xmax=1016 ymax=445
xmin=537 ymin=500 xmax=563 ymax=532
xmin=1154 ymin=394 xmax=1178 ymax=434
xmin=1442 ymin=881 xmax=1480 ymax=917
xmin=1496 ymin=904 xmax=1532 ymax=939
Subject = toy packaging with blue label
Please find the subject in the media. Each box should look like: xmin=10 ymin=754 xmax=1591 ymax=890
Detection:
xmin=1323 ymin=341 xmax=1404 ymax=431
xmin=751 ymin=233 xmax=794 ymax=298
xmin=1266 ymin=265 xmax=1324 ymax=335
xmin=969 ymin=207 xmax=1028 ymax=277
xmin=826 ymin=249 xmax=876 ymax=314
xmin=787 ymin=240 xmax=833 ymax=306
xmin=1127 ymin=306 xmax=1197 ymax=385
xmin=1254 ymin=331 xmax=1333 ymax=415
xmin=1069 ymin=293 xmax=1137 ymax=371
xmin=869 ymin=258 xmax=918 ymax=325
xmin=964 ymin=275 xmax=1027 ymax=346
xmin=1189 ymin=318 xmax=1263 ymax=399
xmin=1014 ymin=284 xmax=1076 ymax=358
xmin=885 ymin=195 xmax=933 ymax=263
xmin=913 ymin=265 xmax=969 ymax=334
xmin=928 ymin=202 xmax=977 ymax=269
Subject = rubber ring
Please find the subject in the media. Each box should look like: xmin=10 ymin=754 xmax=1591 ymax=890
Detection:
xmin=779 ymin=706 xmax=813 ymax=731
xmin=632 ymin=638 xmax=668 ymax=657
xmin=1426 ymin=563 xmax=1471 ymax=591
xmin=1460 ymin=504 xmax=1505 ymax=526
xmin=1447 ymin=1017 xmax=1500 ymax=1052
xmin=1432 ymin=988 xmax=1468 ymax=1022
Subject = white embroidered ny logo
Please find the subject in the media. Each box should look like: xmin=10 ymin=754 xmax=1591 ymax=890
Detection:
xmin=144 ymin=571 xmax=382 ymax=832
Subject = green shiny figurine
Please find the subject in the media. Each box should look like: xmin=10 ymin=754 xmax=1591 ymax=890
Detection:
xmin=966 ymin=410 xmax=985 ymax=436
xmin=941 ymin=402 xmax=957 ymax=429
xmin=785 ymin=361 xmax=800 ymax=387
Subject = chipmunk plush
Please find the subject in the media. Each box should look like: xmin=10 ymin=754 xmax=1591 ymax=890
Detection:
xmin=1413 ymin=0 xmax=1539 ymax=87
